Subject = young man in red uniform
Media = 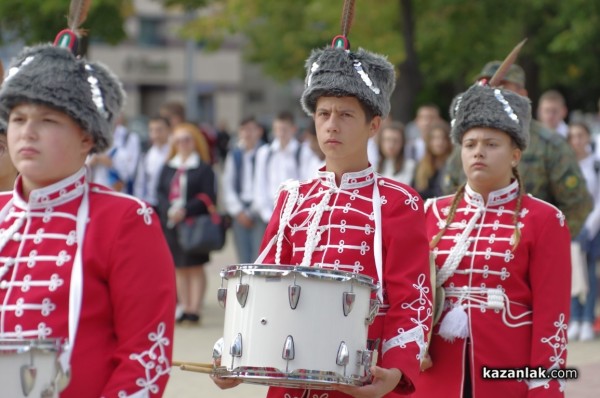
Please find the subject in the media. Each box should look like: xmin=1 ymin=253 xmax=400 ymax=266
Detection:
xmin=0 ymin=41 xmax=176 ymax=397
xmin=213 ymin=24 xmax=432 ymax=398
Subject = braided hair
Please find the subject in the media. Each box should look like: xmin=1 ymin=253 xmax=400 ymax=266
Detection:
xmin=429 ymin=183 xmax=466 ymax=249
xmin=510 ymin=165 xmax=524 ymax=251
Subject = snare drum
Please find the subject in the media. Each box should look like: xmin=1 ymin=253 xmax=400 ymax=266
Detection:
xmin=214 ymin=264 xmax=380 ymax=389
xmin=0 ymin=339 xmax=69 ymax=398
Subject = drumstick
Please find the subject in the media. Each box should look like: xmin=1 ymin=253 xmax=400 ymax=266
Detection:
xmin=172 ymin=360 xmax=213 ymax=368
xmin=179 ymin=364 xmax=214 ymax=374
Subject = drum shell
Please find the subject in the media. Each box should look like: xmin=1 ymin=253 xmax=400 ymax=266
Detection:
xmin=220 ymin=265 xmax=376 ymax=386
xmin=0 ymin=339 xmax=66 ymax=398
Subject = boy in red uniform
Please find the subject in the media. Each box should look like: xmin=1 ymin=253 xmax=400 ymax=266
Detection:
xmin=213 ymin=8 xmax=432 ymax=398
xmin=0 ymin=31 xmax=176 ymax=398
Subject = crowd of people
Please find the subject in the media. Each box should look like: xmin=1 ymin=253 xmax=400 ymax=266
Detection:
xmin=0 ymin=3 xmax=599 ymax=398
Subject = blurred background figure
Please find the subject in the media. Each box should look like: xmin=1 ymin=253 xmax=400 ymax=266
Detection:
xmin=253 ymin=111 xmax=301 ymax=225
xmin=157 ymin=122 xmax=215 ymax=325
xmin=537 ymin=89 xmax=569 ymax=138
xmin=160 ymin=100 xmax=186 ymax=129
xmin=215 ymin=120 xmax=231 ymax=165
xmin=299 ymin=122 xmax=325 ymax=181
xmin=160 ymin=100 xmax=217 ymax=164
xmin=87 ymin=114 xmax=142 ymax=194
xmin=405 ymin=104 xmax=442 ymax=162
xmin=567 ymin=122 xmax=600 ymax=341
xmin=134 ymin=115 xmax=172 ymax=209
xmin=413 ymin=120 xmax=452 ymax=200
xmin=376 ymin=121 xmax=415 ymax=184
xmin=222 ymin=116 xmax=265 ymax=264
xmin=0 ymin=120 xmax=18 ymax=191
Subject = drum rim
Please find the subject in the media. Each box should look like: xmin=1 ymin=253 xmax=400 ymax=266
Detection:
xmin=0 ymin=338 xmax=67 ymax=354
xmin=221 ymin=264 xmax=378 ymax=290
xmin=213 ymin=365 xmax=369 ymax=388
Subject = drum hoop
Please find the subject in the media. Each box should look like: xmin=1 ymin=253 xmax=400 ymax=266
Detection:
xmin=221 ymin=264 xmax=378 ymax=290
xmin=0 ymin=338 xmax=66 ymax=355
xmin=213 ymin=366 xmax=369 ymax=389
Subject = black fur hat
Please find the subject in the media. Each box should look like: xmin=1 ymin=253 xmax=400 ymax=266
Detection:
xmin=0 ymin=44 xmax=124 ymax=153
xmin=450 ymin=83 xmax=531 ymax=150
xmin=301 ymin=47 xmax=396 ymax=118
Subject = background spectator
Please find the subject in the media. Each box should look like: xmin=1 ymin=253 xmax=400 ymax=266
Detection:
xmin=157 ymin=122 xmax=215 ymax=325
xmin=376 ymin=121 xmax=415 ymax=184
xmin=413 ymin=120 xmax=452 ymax=200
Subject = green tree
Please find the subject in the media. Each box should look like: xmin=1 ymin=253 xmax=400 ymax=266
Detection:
xmin=0 ymin=0 xmax=133 ymax=48
xmin=168 ymin=0 xmax=600 ymax=119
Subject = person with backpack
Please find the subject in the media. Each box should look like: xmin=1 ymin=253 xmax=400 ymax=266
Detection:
xmin=222 ymin=116 xmax=266 ymax=263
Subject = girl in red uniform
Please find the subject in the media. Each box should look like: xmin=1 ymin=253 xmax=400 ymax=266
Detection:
xmin=415 ymin=78 xmax=571 ymax=397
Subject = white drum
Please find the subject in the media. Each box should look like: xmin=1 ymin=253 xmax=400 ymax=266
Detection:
xmin=0 ymin=339 xmax=69 ymax=398
xmin=213 ymin=264 xmax=380 ymax=389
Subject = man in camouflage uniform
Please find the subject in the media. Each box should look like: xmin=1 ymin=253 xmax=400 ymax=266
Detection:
xmin=442 ymin=61 xmax=592 ymax=236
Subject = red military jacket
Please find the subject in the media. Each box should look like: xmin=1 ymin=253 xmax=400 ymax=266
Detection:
xmin=414 ymin=181 xmax=571 ymax=398
xmin=0 ymin=168 xmax=176 ymax=397
xmin=258 ymin=167 xmax=432 ymax=398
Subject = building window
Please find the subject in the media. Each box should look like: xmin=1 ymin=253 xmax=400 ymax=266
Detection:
xmin=138 ymin=17 xmax=165 ymax=47
xmin=198 ymin=94 xmax=215 ymax=125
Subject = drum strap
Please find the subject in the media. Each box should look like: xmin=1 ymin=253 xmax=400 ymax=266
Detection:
xmin=372 ymin=177 xmax=384 ymax=303
xmin=59 ymin=181 xmax=90 ymax=373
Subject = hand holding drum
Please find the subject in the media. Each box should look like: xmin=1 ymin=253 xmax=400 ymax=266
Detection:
xmin=334 ymin=366 xmax=402 ymax=398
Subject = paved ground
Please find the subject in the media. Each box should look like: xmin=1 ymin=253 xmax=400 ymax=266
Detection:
xmin=164 ymin=234 xmax=600 ymax=398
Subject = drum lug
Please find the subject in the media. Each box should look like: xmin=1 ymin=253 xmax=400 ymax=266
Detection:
xmin=336 ymin=341 xmax=349 ymax=366
xmin=282 ymin=335 xmax=295 ymax=360
xmin=212 ymin=337 xmax=224 ymax=360
xmin=288 ymin=285 xmax=301 ymax=310
xmin=217 ymin=287 xmax=227 ymax=308
xmin=365 ymin=299 xmax=380 ymax=325
xmin=20 ymin=363 xmax=37 ymax=396
xmin=236 ymin=283 xmax=249 ymax=307
xmin=55 ymin=365 xmax=71 ymax=392
xmin=343 ymin=292 xmax=356 ymax=316
xmin=356 ymin=349 xmax=374 ymax=367
xmin=230 ymin=333 xmax=243 ymax=358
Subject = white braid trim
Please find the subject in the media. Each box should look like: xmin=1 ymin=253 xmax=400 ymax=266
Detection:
xmin=382 ymin=325 xmax=427 ymax=360
xmin=435 ymin=209 xmax=482 ymax=287
xmin=275 ymin=180 xmax=299 ymax=265
xmin=300 ymin=190 xmax=332 ymax=267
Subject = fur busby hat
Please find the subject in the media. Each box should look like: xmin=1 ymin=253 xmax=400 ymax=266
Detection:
xmin=450 ymin=84 xmax=531 ymax=150
xmin=300 ymin=0 xmax=395 ymax=118
xmin=0 ymin=45 xmax=124 ymax=152
xmin=450 ymin=39 xmax=531 ymax=150
xmin=301 ymin=47 xmax=396 ymax=118
xmin=0 ymin=1 xmax=124 ymax=153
